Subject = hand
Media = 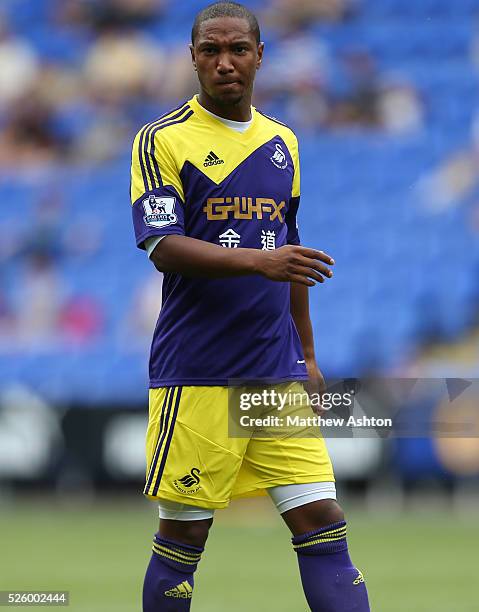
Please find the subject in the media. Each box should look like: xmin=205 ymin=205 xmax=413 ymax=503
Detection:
xmin=255 ymin=245 xmax=334 ymax=287
xmin=303 ymin=358 xmax=327 ymax=416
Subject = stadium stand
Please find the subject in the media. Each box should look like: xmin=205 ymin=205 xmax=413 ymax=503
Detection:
xmin=1 ymin=0 xmax=478 ymax=403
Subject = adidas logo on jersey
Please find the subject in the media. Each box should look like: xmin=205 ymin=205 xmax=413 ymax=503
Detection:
xmin=165 ymin=581 xmax=193 ymax=598
xmin=204 ymin=151 xmax=224 ymax=167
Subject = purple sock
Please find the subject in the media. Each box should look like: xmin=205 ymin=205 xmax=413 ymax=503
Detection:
xmin=143 ymin=534 xmax=203 ymax=611
xmin=292 ymin=521 xmax=370 ymax=612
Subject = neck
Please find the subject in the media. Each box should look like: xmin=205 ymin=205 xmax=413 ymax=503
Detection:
xmin=197 ymin=90 xmax=252 ymax=122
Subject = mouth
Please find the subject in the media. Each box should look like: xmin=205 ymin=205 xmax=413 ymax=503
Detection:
xmin=216 ymin=80 xmax=241 ymax=87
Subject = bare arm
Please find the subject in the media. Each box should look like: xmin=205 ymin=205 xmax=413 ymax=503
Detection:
xmin=290 ymin=282 xmax=316 ymax=360
xmin=151 ymin=235 xmax=334 ymax=286
xmin=291 ymin=282 xmax=328 ymax=399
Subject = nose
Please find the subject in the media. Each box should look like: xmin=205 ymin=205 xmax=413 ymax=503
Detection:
xmin=216 ymin=52 xmax=234 ymax=74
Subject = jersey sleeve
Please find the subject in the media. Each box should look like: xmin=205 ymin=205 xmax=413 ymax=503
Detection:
xmin=285 ymin=134 xmax=301 ymax=245
xmin=130 ymin=125 xmax=186 ymax=250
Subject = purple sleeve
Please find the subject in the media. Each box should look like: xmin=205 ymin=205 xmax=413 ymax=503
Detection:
xmin=131 ymin=186 xmax=185 ymax=250
xmin=285 ymin=195 xmax=301 ymax=245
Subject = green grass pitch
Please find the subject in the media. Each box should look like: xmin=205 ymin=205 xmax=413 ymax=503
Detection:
xmin=0 ymin=497 xmax=476 ymax=611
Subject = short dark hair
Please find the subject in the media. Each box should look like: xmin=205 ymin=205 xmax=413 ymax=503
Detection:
xmin=191 ymin=2 xmax=261 ymax=45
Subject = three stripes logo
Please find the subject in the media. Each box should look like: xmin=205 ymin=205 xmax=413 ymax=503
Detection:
xmin=165 ymin=580 xmax=193 ymax=599
xmin=204 ymin=151 xmax=225 ymax=167
xmin=143 ymin=387 xmax=182 ymax=498
xmin=173 ymin=468 xmax=201 ymax=494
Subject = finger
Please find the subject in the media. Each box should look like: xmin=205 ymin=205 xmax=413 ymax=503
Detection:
xmin=296 ymin=256 xmax=333 ymax=278
xmin=289 ymin=273 xmax=315 ymax=287
xmin=293 ymin=263 xmax=332 ymax=282
xmin=296 ymin=247 xmax=335 ymax=265
xmin=293 ymin=265 xmax=326 ymax=283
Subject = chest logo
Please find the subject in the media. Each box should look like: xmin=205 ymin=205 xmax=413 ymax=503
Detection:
xmin=204 ymin=197 xmax=285 ymax=223
xmin=142 ymin=195 xmax=177 ymax=228
xmin=270 ymin=143 xmax=288 ymax=170
xmin=204 ymin=151 xmax=224 ymax=167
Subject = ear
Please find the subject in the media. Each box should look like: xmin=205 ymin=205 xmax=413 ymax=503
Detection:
xmin=256 ymin=42 xmax=264 ymax=70
xmin=189 ymin=44 xmax=197 ymax=71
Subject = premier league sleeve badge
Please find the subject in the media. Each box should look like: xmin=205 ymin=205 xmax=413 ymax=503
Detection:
xmin=143 ymin=195 xmax=178 ymax=228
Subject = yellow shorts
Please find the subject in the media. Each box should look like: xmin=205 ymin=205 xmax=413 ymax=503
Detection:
xmin=143 ymin=383 xmax=334 ymax=509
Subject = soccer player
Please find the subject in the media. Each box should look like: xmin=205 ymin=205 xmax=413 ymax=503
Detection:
xmin=130 ymin=2 xmax=370 ymax=610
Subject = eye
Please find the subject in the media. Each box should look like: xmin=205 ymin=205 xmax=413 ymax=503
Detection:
xmin=203 ymin=46 xmax=216 ymax=55
xmin=235 ymin=46 xmax=247 ymax=54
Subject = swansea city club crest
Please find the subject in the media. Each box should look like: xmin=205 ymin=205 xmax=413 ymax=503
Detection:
xmin=173 ymin=468 xmax=201 ymax=495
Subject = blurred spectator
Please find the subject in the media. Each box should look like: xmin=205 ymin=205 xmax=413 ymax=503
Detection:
xmin=377 ymin=81 xmax=424 ymax=134
xmin=418 ymin=150 xmax=478 ymax=211
xmin=12 ymin=249 xmax=103 ymax=348
xmin=262 ymin=0 xmax=356 ymax=32
xmin=416 ymin=83 xmax=479 ymax=211
xmin=77 ymin=29 xmax=167 ymax=160
xmin=258 ymin=42 xmax=423 ymax=133
xmin=328 ymin=50 xmax=423 ymax=132
xmin=83 ymin=30 xmax=165 ymax=102
xmin=121 ymin=272 xmax=162 ymax=349
xmin=282 ymin=82 xmax=330 ymax=131
xmin=63 ymin=215 xmax=104 ymax=259
xmin=59 ymin=296 xmax=103 ymax=344
xmin=57 ymin=0 xmax=166 ymax=31
xmin=0 ymin=92 xmax=69 ymax=167
xmin=159 ymin=47 xmax=198 ymax=105
xmin=256 ymin=31 xmax=330 ymax=129
xmin=2 ymin=188 xmax=103 ymax=263
xmin=328 ymin=49 xmax=380 ymax=128
xmin=259 ymin=32 xmax=330 ymax=94
xmin=14 ymin=250 xmax=67 ymax=347
xmin=0 ymin=13 xmax=39 ymax=111
xmin=22 ymin=188 xmax=102 ymax=258
xmin=72 ymin=98 xmax=132 ymax=162
xmin=0 ymin=283 xmax=16 ymax=347
xmin=35 ymin=65 xmax=83 ymax=112
xmin=0 ymin=219 xmax=21 ymax=264
xmin=0 ymin=186 xmax=104 ymax=348
xmin=22 ymin=191 xmax=66 ymax=260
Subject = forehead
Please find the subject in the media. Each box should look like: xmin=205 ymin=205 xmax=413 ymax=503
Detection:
xmin=196 ymin=16 xmax=255 ymax=44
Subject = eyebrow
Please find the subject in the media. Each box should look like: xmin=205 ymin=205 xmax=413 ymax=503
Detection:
xmin=198 ymin=39 xmax=253 ymax=47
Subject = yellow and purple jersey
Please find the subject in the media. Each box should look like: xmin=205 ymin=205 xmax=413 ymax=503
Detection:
xmin=130 ymin=95 xmax=308 ymax=386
